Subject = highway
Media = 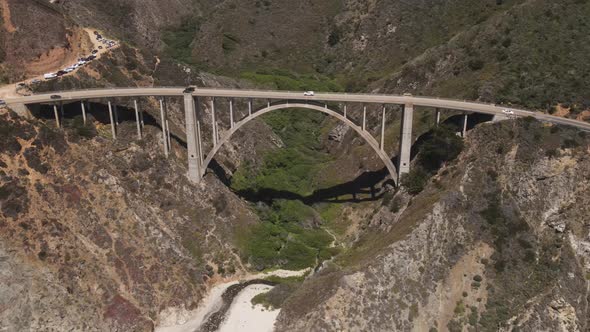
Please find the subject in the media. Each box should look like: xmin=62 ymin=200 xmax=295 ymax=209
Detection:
xmin=4 ymin=87 xmax=590 ymax=131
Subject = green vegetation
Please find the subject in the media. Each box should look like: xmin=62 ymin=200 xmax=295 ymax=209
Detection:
xmin=402 ymin=125 xmax=464 ymax=194
xmin=237 ymin=200 xmax=335 ymax=270
xmin=161 ymin=17 xmax=200 ymax=64
xmin=232 ymin=108 xmax=333 ymax=196
xmin=240 ymin=69 xmax=343 ymax=92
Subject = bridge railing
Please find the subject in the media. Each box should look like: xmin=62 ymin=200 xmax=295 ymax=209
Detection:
xmin=26 ymin=86 xmax=534 ymax=113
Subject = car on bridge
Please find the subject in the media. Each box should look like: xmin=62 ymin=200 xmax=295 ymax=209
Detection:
xmin=502 ymin=109 xmax=515 ymax=115
xmin=50 ymin=95 xmax=62 ymax=100
xmin=303 ymin=91 xmax=315 ymax=96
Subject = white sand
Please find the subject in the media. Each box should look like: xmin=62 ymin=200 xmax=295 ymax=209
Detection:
xmin=218 ymin=284 xmax=278 ymax=332
xmin=155 ymin=269 xmax=309 ymax=332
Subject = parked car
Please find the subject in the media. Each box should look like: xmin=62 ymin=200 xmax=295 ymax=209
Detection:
xmin=50 ymin=95 xmax=62 ymax=100
xmin=44 ymin=73 xmax=57 ymax=80
xmin=0 ymin=100 xmax=6 ymax=108
xmin=183 ymin=87 xmax=196 ymax=93
xmin=303 ymin=91 xmax=315 ymax=96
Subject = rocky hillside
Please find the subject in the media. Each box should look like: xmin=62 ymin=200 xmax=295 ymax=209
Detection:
xmin=0 ymin=108 xmax=267 ymax=330
xmin=276 ymin=118 xmax=590 ymax=331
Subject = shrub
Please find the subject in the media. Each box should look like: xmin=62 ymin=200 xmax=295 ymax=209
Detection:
xmin=402 ymin=168 xmax=429 ymax=195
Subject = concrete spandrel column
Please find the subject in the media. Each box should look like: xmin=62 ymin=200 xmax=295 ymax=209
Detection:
xmin=211 ymin=98 xmax=217 ymax=146
xmin=197 ymin=121 xmax=204 ymax=167
xmin=81 ymin=101 xmax=87 ymax=125
xmin=108 ymin=101 xmax=117 ymax=139
xmin=343 ymin=104 xmax=347 ymax=119
xmin=134 ymin=99 xmax=142 ymax=139
xmin=248 ymin=99 xmax=252 ymax=117
xmin=53 ymin=105 xmax=60 ymax=128
xmin=462 ymin=114 xmax=468 ymax=137
xmin=159 ymin=98 xmax=169 ymax=157
xmin=184 ymin=93 xmax=201 ymax=184
xmin=435 ymin=108 xmax=441 ymax=126
xmin=363 ymin=105 xmax=367 ymax=130
xmin=398 ymin=103 xmax=414 ymax=182
xmin=229 ymin=99 xmax=234 ymax=129
xmin=380 ymin=105 xmax=386 ymax=151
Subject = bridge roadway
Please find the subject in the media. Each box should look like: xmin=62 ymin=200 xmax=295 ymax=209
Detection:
xmin=5 ymin=87 xmax=590 ymax=131
xmin=4 ymin=87 xmax=590 ymax=186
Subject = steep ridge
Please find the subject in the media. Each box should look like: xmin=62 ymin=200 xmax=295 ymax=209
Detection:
xmin=0 ymin=108 xmax=265 ymax=330
xmin=276 ymin=118 xmax=590 ymax=331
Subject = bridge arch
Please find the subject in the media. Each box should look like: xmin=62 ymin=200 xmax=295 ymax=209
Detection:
xmin=201 ymin=102 xmax=398 ymax=185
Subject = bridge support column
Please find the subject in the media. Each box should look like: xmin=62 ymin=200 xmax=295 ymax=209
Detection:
xmin=211 ymin=98 xmax=217 ymax=146
xmin=184 ymin=93 xmax=201 ymax=184
xmin=159 ymin=98 xmax=169 ymax=157
xmin=108 ymin=101 xmax=117 ymax=139
xmin=398 ymin=103 xmax=414 ymax=182
xmin=380 ymin=105 xmax=386 ymax=151
xmin=343 ymin=104 xmax=347 ymax=119
xmin=229 ymin=99 xmax=234 ymax=129
xmin=362 ymin=105 xmax=367 ymax=131
xmin=435 ymin=108 xmax=441 ymax=126
xmin=134 ymin=99 xmax=142 ymax=139
xmin=81 ymin=101 xmax=87 ymax=125
xmin=462 ymin=114 xmax=468 ymax=137
xmin=248 ymin=99 xmax=252 ymax=117
xmin=53 ymin=105 xmax=60 ymax=128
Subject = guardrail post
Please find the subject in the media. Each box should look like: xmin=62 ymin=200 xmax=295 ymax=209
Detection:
xmin=380 ymin=105 xmax=386 ymax=151
xmin=159 ymin=98 xmax=169 ymax=157
xmin=184 ymin=93 xmax=201 ymax=184
xmin=108 ymin=101 xmax=117 ymax=140
xmin=81 ymin=101 xmax=87 ymax=125
xmin=398 ymin=103 xmax=414 ymax=182
xmin=53 ymin=104 xmax=61 ymax=128
xmin=134 ymin=99 xmax=142 ymax=139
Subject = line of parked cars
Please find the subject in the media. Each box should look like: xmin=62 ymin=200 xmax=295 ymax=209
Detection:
xmin=42 ymin=32 xmax=117 ymax=81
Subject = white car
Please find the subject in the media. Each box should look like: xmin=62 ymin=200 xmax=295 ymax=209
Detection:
xmin=303 ymin=91 xmax=315 ymax=96
xmin=43 ymin=73 xmax=57 ymax=80
xmin=502 ymin=109 xmax=515 ymax=115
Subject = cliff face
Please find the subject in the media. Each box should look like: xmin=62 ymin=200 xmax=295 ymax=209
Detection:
xmin=276 ymin=119 xmax=590 ymax=331
xmin=0 ymin=109 xmax=263 ymax=331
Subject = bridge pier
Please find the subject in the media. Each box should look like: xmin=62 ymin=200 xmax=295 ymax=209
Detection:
xmin=362 ymin=105 xmax=367 ymax=131
xmin=211 ymin=98 xmax=217 ymax=146
xmin=435 ymin=108 xmax=441 ymax=126
xmin=248 ymin=99 xmax=253 ymax=116
xmin=343 ymin=104 xmax=347 ymax=119
xmin=380 ymin=105 xmax=386 ymax=151
xmin=184 ymin=93 xmax=201 ymax=184
xmin=229 ymin=99 xmax=234 ymax=129
xmin=81 ymin=101 xmax=87 ymax=125
xmin=53 ymin=105 xmax=60 ymax=128
xmin=398 ymin=103 xmax=414 ymax=182
xmin=159 ymin=98 xmax=169 ymax=157
xmin=107 ymin=101 xmax=117 ymax=139
xmin=134 ymin=99 xmax=142 ymax=139
xmin=462 ymin=114 xmax=468 ymax=137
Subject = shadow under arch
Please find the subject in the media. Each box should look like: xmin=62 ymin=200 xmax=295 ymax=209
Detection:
xmin=202 ymin=101 xmax=399 ymax=186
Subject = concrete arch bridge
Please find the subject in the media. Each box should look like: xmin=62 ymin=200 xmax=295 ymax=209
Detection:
xmin=5 ymin=88 xmax=590 ymax=186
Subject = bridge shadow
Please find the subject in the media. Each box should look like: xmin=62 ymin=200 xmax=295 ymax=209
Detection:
xmin=230 ymin=112 xmax=493 ymax=205
xmin=30 ymin=102 xmax=188 ymax=148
